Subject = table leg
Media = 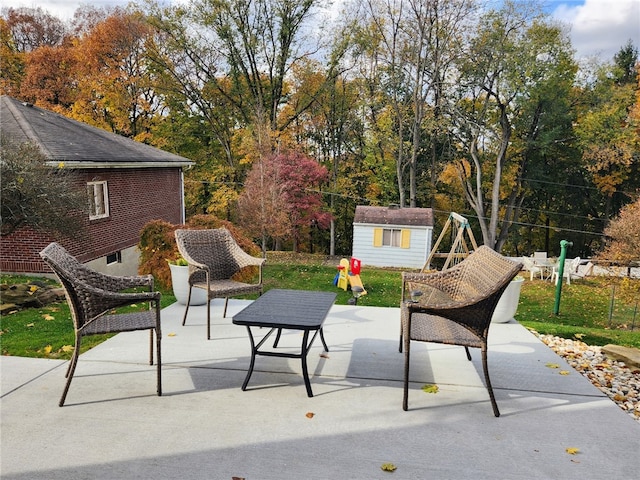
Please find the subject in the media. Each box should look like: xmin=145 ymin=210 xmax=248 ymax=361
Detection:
xmin=241 ymin=326 xmax=256 ymax=391
xmin=300 ymin=330 xmax=313 ymax=397
xmin=241 ymin=326 xmax=276 ymax=391
xmin=319 ymin=327 xmax=329 ymax=352
xmin=273 ymin=328 xmax=283 ymax=347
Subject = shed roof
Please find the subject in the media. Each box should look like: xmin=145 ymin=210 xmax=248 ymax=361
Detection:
xmin=354 ymin=205 xmax=433 ymax=227
xmin=0 ymin=95 xmax=193 ymax=168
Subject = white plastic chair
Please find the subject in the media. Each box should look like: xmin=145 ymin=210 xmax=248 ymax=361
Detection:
xmin=552 ymin=257 xmax=583 ymax=285
xmin=522 ymin=257 xmax=543 ymax=280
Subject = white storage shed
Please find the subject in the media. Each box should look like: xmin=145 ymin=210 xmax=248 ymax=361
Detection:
xmin=352 ymin=206 xmax=434 ymax=269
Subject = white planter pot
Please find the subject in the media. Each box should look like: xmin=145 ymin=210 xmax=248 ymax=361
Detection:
xmin=491 ymin=276 xmax=524 ymax=323
xmin=169 ymin=264 xmax=208 ymax=306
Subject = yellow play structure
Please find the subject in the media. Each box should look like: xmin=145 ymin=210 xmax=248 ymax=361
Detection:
xmin=335 ymin=257 xmax=367 ymax=296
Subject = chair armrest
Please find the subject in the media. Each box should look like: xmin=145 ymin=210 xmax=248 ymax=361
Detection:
xmin=84 ymin=270 xmax=155 ymax=292
xmin=401 ymin=269 xmax=463 ymax=302
xmin=72 ymin=278 xmax=161 ymax=321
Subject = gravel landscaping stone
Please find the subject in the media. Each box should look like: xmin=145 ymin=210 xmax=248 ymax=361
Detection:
xmin=533 ymin=332 xmax=640 ymax=424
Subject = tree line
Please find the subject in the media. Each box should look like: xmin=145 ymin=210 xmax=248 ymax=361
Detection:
xmin=1 ymin=0 xmax=638 ymax=258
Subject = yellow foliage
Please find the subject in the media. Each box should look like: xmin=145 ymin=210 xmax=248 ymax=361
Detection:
xmin=380 ymin=463 xmax=397 ymax=472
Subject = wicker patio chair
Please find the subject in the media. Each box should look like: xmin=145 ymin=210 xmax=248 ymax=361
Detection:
xmin=400 ymin=245 xmax=522 ymax=417
xmin=39 ymin=243 xmax=162 ymax=407
xmin=175 ymin=228 xmax=265 ymax=340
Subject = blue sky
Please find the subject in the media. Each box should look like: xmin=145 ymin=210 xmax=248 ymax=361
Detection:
xmin=12 ymin=0 xmax=640 ymax=61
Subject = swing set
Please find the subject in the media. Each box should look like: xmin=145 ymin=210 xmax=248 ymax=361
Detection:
xmin=422 ymin=212 xmax=478 ymax=272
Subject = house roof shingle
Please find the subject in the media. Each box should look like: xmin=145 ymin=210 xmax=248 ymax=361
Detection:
xmin=354 ymin=205 xmax=433 ymax=227
xmin=0 ymin=95 xmax=193 ymax=168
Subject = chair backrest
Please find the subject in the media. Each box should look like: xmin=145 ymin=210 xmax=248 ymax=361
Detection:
xmin=454 ymin=246 xmax=523 ymax=300
xmin=39 ymin=243 xmax=93 ymax=330
xmin=570 ymin=256 xmax=581 ymax=272
xmin=175 ymin=228 xmax=245 ymax=280
xmin=583 ymin=261 xmax=595 ymax=276
xmin=522 ymin=257 xmax=536 ymax=271
xmin=533 ymin=251 xmax=547 ymax=260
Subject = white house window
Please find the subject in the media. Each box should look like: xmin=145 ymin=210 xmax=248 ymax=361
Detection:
xmin=87 ymin=181 xmax=109 ymax=219
xmin=382 ymin=228 xmax=402 ymax=247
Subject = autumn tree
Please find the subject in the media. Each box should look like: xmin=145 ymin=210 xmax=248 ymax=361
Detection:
xmin=69 ymin=9 xmax=162 ymax=140
xmin=237 ymin=151 xmax=331 ymax=252
xmin=0 ymin=136 xmax=87 ymax=237
xmin=599 ymin=197 xmax=640 ymax=263
xmin=237 ymin=154 xmax=291 ymax=252
xmin=1 ymin=7 xmax=66 ymax=52
xmin=19 ymin=44 xmax=78 ymax=108
xmin=446 ymin=1 xmax=576 ymax=252
xmin=0 ymin=17 xmax=24 ymax=96
xmin=574 ymin=42 xmax=639 ymax=221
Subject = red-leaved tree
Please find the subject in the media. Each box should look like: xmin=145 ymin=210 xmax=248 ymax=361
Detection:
xmin=237 ymin=151 xmax=331 ymax=252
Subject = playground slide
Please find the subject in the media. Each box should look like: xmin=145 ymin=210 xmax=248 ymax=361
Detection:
xmin=348 ymin=272 xmax=367 ymax=295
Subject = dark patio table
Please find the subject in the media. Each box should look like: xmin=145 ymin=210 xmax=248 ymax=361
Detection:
xmin=232 ymin=289 xmax=337 ymax=397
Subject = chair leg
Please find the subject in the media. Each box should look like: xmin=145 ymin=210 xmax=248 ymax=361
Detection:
xmin=481 ymin=345 xmax=500 ymax=417
xmin=156 ymin=327 xmax=162 ymax=396
xmin=181 ymin=287 xmax=192 ymax=326
xmin=222 ymin=297 xmax=229 ymax=317
xmin=149 ymin=329 xmax=154 ymax=365
xmin=464 ymin=346 xmax=472 ymax=361
xmin=207 ymin=298 xmax=212 ymax=340
xmin=402 ymin=317 xmax=411 ymax=411
xmin=60 ymin=335 xmax=82 ymax=407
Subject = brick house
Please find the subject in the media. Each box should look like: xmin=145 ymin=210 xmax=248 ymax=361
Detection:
xmin=0 ymin=95 xmax=193 ymax=276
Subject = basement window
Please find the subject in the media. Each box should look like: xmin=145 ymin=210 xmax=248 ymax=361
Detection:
xmin=106 ymin=251 xmax=122 ymax=265
xmin=87 ymin=181 xmax=109 ymax=219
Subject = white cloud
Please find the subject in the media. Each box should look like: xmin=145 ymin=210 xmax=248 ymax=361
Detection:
xmin=550 ymin=0 xmax=640 ymax=60
xmin=9 ymin=0 xmax=640 ymax=62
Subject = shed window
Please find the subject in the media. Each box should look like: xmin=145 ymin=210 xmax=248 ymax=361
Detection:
xmin=87 ymin=181 xmax=109 ymax=219
xmin=373 ymin=228 xmax=410 ymax=248
xmin=383 ymin=228 xmax=402 ymax=247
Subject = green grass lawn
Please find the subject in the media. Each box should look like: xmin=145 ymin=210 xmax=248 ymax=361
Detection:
xmin=1 ymin=263 xmax=638 ymax=359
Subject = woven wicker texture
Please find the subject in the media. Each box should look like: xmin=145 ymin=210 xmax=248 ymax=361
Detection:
xmin=175 ymin=228 xmax=265 ymax=339
xmin=400 ymin=245 xmax=523 ymax=416
xmin=39 ymin=242 xmax=162 ymax=406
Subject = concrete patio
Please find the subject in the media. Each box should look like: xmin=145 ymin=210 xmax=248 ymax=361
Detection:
xmin=1 ymin=299 xmax=639 ymax=479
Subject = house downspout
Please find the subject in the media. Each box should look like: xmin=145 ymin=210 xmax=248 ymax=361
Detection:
xmin=180 ymin=169 xmax=186 ymax=224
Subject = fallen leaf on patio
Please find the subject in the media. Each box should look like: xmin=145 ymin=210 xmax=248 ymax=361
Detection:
xmin=61 ymin=345 xmax=74 ymax=352
xmin=43 ymin=345 xmax=52 ymax=355
xmin=559 ymin=370 xmax=570 ymax=375
xmin=168 ymin=332 xmax=176 ymax=337
xmin=29 ymin=285 xmax=38 ymax=293
xmin=545 ymin=363 xmax=560 ymax=369
xmin=43 ymin=314 xmax=55 ymax=321
xmin=380 ymin=463 xmax=397 ymax=472
xmin=305 ymin=412 xmax=315 ymax=418
xmin=232 ymin=477 xmax=246 ymax=480
xmin=565 ymin=447 xmax=580 ymax=455
xmin=421 ymin=384 xmax=439 ymax=394
xmin=319 ymin=352 xmax=329 ymax=358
